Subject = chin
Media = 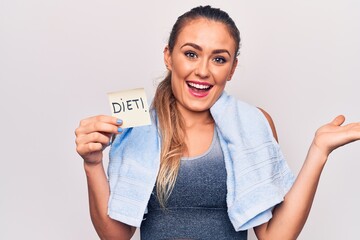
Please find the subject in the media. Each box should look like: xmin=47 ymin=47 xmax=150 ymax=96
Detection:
xmin=186 ymin=102 xmax=212 ymax=113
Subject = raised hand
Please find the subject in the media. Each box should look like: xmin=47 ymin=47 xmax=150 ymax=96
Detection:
xmin=312 ymin=115 xmax=360 ymax=158
xmin=75 ymin=115 xmax=123 ymax=165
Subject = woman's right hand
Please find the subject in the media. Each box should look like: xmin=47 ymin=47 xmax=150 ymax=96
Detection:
xmin=75 ymin=115 xmax=123 ymax=165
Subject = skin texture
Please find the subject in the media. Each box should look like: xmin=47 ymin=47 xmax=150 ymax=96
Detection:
xmin=75 ymin=116 xmax=136 ymax=239
xmin=165 ymin=18 xmax=238 ymax=116
xmin=75 ymin=18 xmax=360 ymax=240
xmin=164 ymin=18 xmax=238 ymax=156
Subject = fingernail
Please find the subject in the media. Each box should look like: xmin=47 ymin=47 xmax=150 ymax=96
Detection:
xmin=117 ymin=127 xmax=123 ymax=133
xmin=116 ymin=119 xmax=123 ymax=124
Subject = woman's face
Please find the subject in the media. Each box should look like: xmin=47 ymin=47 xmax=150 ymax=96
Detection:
xmin=164 ymin=18 xmax=238 ymax=115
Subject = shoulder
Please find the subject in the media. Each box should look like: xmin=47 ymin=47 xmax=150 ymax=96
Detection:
xmin=257 ymin=107 xmax=279 ymax=142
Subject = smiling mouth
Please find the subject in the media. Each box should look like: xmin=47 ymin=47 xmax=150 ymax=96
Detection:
xmin=186 ymin=81 xmax=213 ymax=91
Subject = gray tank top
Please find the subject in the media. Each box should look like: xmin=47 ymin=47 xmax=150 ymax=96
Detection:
xmin=140 ymin=131 xmax=248 ymax=240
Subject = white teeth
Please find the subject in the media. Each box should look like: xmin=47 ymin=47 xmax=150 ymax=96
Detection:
xmin=188 ymin=82 xmax=211 ymax=90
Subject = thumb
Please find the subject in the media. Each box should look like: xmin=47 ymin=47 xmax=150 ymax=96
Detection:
xmin=331 ymin=115 xmax=346 ymax=126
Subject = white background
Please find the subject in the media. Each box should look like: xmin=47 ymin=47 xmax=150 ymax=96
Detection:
xmin=1 ymin=0 xmax=359 ymax=239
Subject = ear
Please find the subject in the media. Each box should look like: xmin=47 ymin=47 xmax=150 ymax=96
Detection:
xmin=227 ymin=58 xmax=238 ymax=81
xmin=163 ymin=46 xmax=172 ymax=71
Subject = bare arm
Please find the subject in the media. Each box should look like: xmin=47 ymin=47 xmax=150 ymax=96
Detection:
xmin=254 ymin=112 xmax=360 ymax=240
xmin=75 ymin=115 xmax=136 ymax=240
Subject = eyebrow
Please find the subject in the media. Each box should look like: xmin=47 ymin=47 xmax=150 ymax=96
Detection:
xmin=180 ymin=42 xmax=232 ymax=57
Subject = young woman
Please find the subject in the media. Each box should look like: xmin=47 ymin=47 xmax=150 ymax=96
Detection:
xmin=75 ymin=6 xmax=360 ymax=240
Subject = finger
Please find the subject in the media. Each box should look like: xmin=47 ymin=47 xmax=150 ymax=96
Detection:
xmin=345 ymin=122 xmax=360 ymax=140
xmin=76 ymin=131 xmax=112 ymax=147
xmin=79 ymin=115 xmax=122 ymax=126
xmin=76 ymin=142 xmax=103 ymax=156
xmin=76 ymin=115 xmax=122 ymax=132
xmin=76 ymin=118 xmax=123 ymax=136
xmin=331 ymin=115 xmax=346 ymax=126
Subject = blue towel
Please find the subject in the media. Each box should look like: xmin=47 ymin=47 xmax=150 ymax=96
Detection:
xmin=108 ymin=91 xmax=295 ymax=231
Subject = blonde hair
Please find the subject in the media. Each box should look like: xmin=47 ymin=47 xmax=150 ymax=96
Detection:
xmin=151 ymin=5 xmax=241 ymax=207
xmin=151 ymin=73 xmax=186 ymax=208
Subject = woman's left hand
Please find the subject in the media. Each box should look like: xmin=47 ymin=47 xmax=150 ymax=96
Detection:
xmin=312 ymin=115 xmax=360 ymax=158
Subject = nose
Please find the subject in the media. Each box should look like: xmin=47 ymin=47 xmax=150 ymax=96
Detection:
xmin=195 ymin=59 xmax=210 ymax=79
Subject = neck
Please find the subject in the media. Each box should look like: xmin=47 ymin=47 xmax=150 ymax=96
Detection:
xmin=176 ymin=104 xmax=214 ymax=129
xmin=175 ymin=104 xmax=215 ymax=157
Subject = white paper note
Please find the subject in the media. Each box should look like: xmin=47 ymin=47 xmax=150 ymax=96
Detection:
xmin=107 ymin=88 xmax=151 ymax=129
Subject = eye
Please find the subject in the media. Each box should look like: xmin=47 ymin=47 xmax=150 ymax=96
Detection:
xmin=185 ymin=51 xmax=198 ymax=59
xmin=213 ymin=57 xmax=227 ymax=64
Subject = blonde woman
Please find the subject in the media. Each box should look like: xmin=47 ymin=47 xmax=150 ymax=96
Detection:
xmin=75 ymin=6 xmax=360 ymax=240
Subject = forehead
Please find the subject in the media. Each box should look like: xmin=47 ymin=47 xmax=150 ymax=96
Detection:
xmin=175 ymin=18 xmax=236 ymax=52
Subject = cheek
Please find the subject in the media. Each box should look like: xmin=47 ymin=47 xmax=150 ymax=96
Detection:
xmin=213 ymin=69 xmax=231 ymax=85
xmin=170 ymin=73 xmax=184 ymax=94
xmin=172 ymin=59 xmax=193 ymax=77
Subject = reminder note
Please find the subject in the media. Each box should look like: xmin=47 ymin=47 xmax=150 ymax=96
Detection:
xmin=107 ymin=88 xmax=151 ymax=129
